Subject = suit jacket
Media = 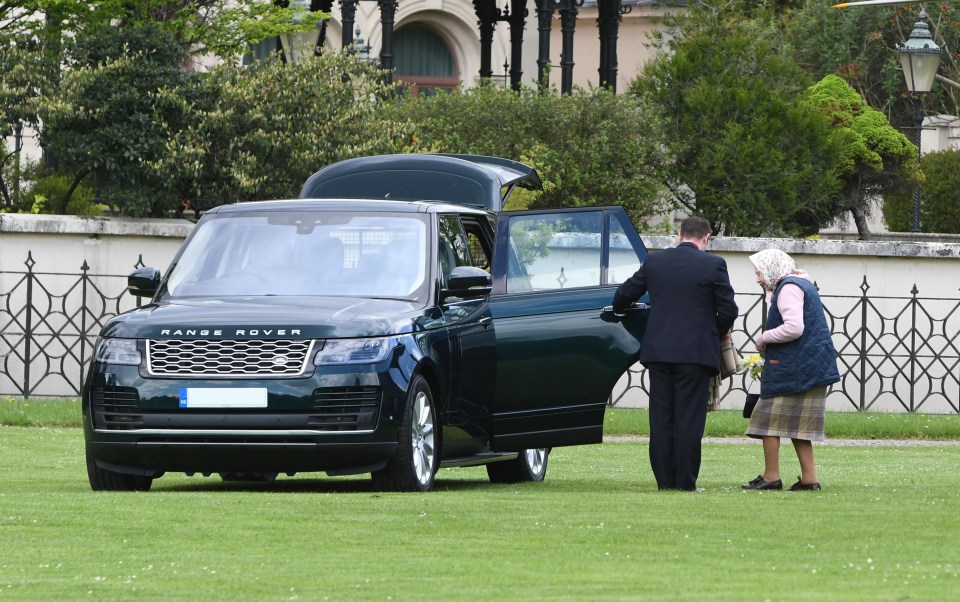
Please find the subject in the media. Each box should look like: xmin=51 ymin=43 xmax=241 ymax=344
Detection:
xmin=613 ymin=242 xmax=738 ymax=372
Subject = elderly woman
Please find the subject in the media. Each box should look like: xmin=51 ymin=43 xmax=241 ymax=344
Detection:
xmin=742 ymin=249 xmax=840 ymax=492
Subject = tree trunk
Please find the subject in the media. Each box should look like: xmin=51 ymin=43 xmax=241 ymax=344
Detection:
xmin=846 ymin=186 xmax=871 ymax=240
xmin=58 ymin=171 xmax=92 ymax=214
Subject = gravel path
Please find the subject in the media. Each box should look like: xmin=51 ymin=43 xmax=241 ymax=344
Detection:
xmin=603 ymin=436 xmax=960 ymax=447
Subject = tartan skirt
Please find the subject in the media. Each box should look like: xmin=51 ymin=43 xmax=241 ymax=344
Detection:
xmin=745 ymin=386 xmax=828 ymax=441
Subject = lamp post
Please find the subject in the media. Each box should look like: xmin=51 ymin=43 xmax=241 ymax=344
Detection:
xmin=279 ymin=0 xmax=319 ymax=64
xmin=352 ymin=25 xmax=372 ymax=62
xmin=896 ymin=8 xmax=942 ymax=233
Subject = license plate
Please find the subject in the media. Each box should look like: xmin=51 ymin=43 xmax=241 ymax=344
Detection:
xmin=179 ymin=388 xmax=268 ymax=408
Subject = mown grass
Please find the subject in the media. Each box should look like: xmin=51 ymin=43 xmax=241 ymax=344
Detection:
xmin=5 ymin=396 xmax=960 ymax=439
xmin=1 ymin=426 xmax=958 ymax=600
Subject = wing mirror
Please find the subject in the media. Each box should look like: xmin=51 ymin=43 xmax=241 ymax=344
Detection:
xmin=128 ymin=267 xmax=161 ymax=298
xmin=441 ymin=266 xmax=492 ymax=300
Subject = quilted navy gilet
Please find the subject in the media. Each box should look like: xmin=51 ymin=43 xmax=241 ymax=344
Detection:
xmin=760 ymin=276 xmax=840 ymax=398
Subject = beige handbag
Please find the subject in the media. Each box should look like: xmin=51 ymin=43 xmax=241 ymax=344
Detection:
xmin=719 ymin=332 xmax=740 ymax=379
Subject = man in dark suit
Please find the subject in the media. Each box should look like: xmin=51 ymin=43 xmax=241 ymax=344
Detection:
xmin=613 ymin=216 xmax=738 ymax=491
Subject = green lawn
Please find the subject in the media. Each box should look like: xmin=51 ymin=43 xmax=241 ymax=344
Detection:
xmin=2 ymin=426 xmax=958 ymax=600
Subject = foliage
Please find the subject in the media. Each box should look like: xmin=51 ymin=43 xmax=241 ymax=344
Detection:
xmin=385 ymin=82 xmax=670 ymax=226
xmin=0 ymin=36 xmax=55 ymax=210
xmin=154 ymin=52 xmax=418 ymax=208
xmin=785 ymin=1 xmax=959 ymax=132
xmin=110 ymin=0 xmax=329 ymax=60
xmin=630 ymin=3 xmax=843 ymax=237
xmin=0 ymin=1 xmax=113 ymax=37
xmin=16 ymin=160 xmax=100 ymax=216
xmin=806 ymin=74 xmax=919 ymax=239
xmin=884 ymin=147 xmax=960 ymax=233
xmin=0 ymin=1 xmax=327 ymax=61
xmin=37 ymin=24 xmax=193 ymax=216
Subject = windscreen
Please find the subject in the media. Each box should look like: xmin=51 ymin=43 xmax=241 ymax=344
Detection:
xmin=165 ymin=211 xmax=429 ymax=300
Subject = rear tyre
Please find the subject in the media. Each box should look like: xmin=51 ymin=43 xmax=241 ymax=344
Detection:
xmin=86 ymin=452 xmax=153 ymax=492
xmin=372 ymin=374 xmax=438 ymax=492
xmin=486 ymin=448 xmax=549 ymax=484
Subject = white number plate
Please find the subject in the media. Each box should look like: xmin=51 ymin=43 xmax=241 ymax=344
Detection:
xmin=179 ymin=388 xmax=268 ymax=409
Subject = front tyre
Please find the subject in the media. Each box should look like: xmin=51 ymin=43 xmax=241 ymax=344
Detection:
xmin=486 ymin=448 xmax=549 ymax=484
xmin=372 ymin=374 xmax=438 ymax=492
xmin=86 ymin=452 xmax=153 ymax=492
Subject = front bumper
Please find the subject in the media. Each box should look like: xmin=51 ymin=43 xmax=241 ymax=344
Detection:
xmin=82 ymin=363 xmax=408 ymax=475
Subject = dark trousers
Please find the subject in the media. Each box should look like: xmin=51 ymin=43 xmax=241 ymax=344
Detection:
xmin=646 ymin=362 xmax=712 ymax=491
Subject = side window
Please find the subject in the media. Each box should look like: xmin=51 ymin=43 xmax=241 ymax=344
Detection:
xmin=608 ymin=215 xmax=642 ymax=285
xmin=462 ymin=219 xmax=492 ymax=272
xmin=438 ymin=217 xmax=470 ymax=286
xmin=506 ymin=211 xmax=602 ymax=292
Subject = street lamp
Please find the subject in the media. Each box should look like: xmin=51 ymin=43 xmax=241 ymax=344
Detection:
xmin=896 ymin=8 xmax=942 ymax=233
xmin=279 ymin=0 xmax=319 ymax=64
xmin=352 ymin=25 xmax=372 ymax=62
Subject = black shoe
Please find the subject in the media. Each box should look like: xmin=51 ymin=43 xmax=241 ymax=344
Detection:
xmin=789 ymin=477 xmax=821 ymax=491
xmin=742 ymin=475 xmax=783 ymax=490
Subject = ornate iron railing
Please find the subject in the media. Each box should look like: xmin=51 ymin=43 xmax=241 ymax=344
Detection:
xmin=2 ymin=252 xmax=959 ymax=412
xmin=612 ymin=277 xmax=960 ymax=413
xmin=0 ymin=252 xmax=144 ymax=398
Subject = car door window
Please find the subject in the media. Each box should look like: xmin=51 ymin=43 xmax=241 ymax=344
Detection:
xmin=438 ymin=217 xmax=470 ymax=286
xmin=505 ymin=211 xmax=602 ymax=293
xmin=608 ymin=215 xmax=642 ymax=285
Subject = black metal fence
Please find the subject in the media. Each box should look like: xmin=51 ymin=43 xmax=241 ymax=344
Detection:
xmin=613 ymin=276 xmax=960 ymax=413
xmin=2 ymin=252 xmax=959 ymax=412
xmin=0 ymin=252 xmax=143 ymax=398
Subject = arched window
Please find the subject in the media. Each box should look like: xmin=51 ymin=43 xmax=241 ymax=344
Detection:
xmin=394 ymin=24 xmax=459 ymax=97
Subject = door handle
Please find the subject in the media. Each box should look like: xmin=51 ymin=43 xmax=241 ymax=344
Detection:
xmin=479 ymin=316 xmax=493 ymax=327
xmin=602 ymin=303 xmax=649 ymax=316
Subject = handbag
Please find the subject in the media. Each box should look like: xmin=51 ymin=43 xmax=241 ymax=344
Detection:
xmin=719 ymin=332 xmax=740 ymax=379
xmin=743 ymin=393 xmax=760 ymax=419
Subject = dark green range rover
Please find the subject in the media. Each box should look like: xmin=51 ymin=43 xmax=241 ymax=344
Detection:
xmin=82 ymin=154 xmax=650 ymax=492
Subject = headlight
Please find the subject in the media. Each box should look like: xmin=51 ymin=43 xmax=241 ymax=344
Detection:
xmin=314 ymin=338 xmax=395 ymax=366
xmin=95 ymin=339 xmax=142 ymax=366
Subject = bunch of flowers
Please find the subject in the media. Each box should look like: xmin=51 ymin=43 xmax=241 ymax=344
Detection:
xmin=739 ymin=354 xmax=764 ymax=381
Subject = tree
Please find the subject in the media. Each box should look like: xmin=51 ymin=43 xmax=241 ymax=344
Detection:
xmin=386 ymin=83 xmax=670 ymax=226
xmin=629 ymin=3 xmax=843 ymax=237
xmin=807 ymin=74 xmax=918 ymax=239
xmin=786 ymin=1 xmax=959 ymax=132
xmin=884 ymin=148 xmax=960 ymax=234
xmin=0 ymin=38 xmax=50 ymax=210
xmin=1 ymin=1 xmax=326 ymax=60
xmin=153 ymin=52 xmax=418 ymax=209
xmin=106 ymin=0 xmax=328 ymax=60
xmin=38 ymin=24 xmax=194 ymax=215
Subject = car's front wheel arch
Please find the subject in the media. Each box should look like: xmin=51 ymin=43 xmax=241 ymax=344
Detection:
xmin=372 ymin=371 xmax=441 ymax=492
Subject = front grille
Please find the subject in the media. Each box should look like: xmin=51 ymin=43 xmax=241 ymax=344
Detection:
xmin=309 ymin=386 xmax=380 ymax=431
xmin=147 ymin=339 xmax=314 ymax=377
xmin=91 ymin=386 xmax=143 ymax=430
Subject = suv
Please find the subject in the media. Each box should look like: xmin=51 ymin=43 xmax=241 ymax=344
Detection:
xmin=82 ymin=154 xmax=650 ymax=492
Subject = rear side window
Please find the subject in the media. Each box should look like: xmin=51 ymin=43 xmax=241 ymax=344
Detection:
xmin=505 ymin=211 xmax=603 ymax=292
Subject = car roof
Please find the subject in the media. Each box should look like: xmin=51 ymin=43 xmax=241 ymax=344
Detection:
xmin=206 ymin=198 xmax=492 ymax=217
xmin=298 ymin=153 xmax=542 ymax=212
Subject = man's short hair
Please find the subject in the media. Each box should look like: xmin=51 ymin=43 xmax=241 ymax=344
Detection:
xmin=680 ymin=216 xmax=711 ymax=240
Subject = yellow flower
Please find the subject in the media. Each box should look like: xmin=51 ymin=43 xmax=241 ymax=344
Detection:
xmin=739 ymin=354 xmax=764 ymax=381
